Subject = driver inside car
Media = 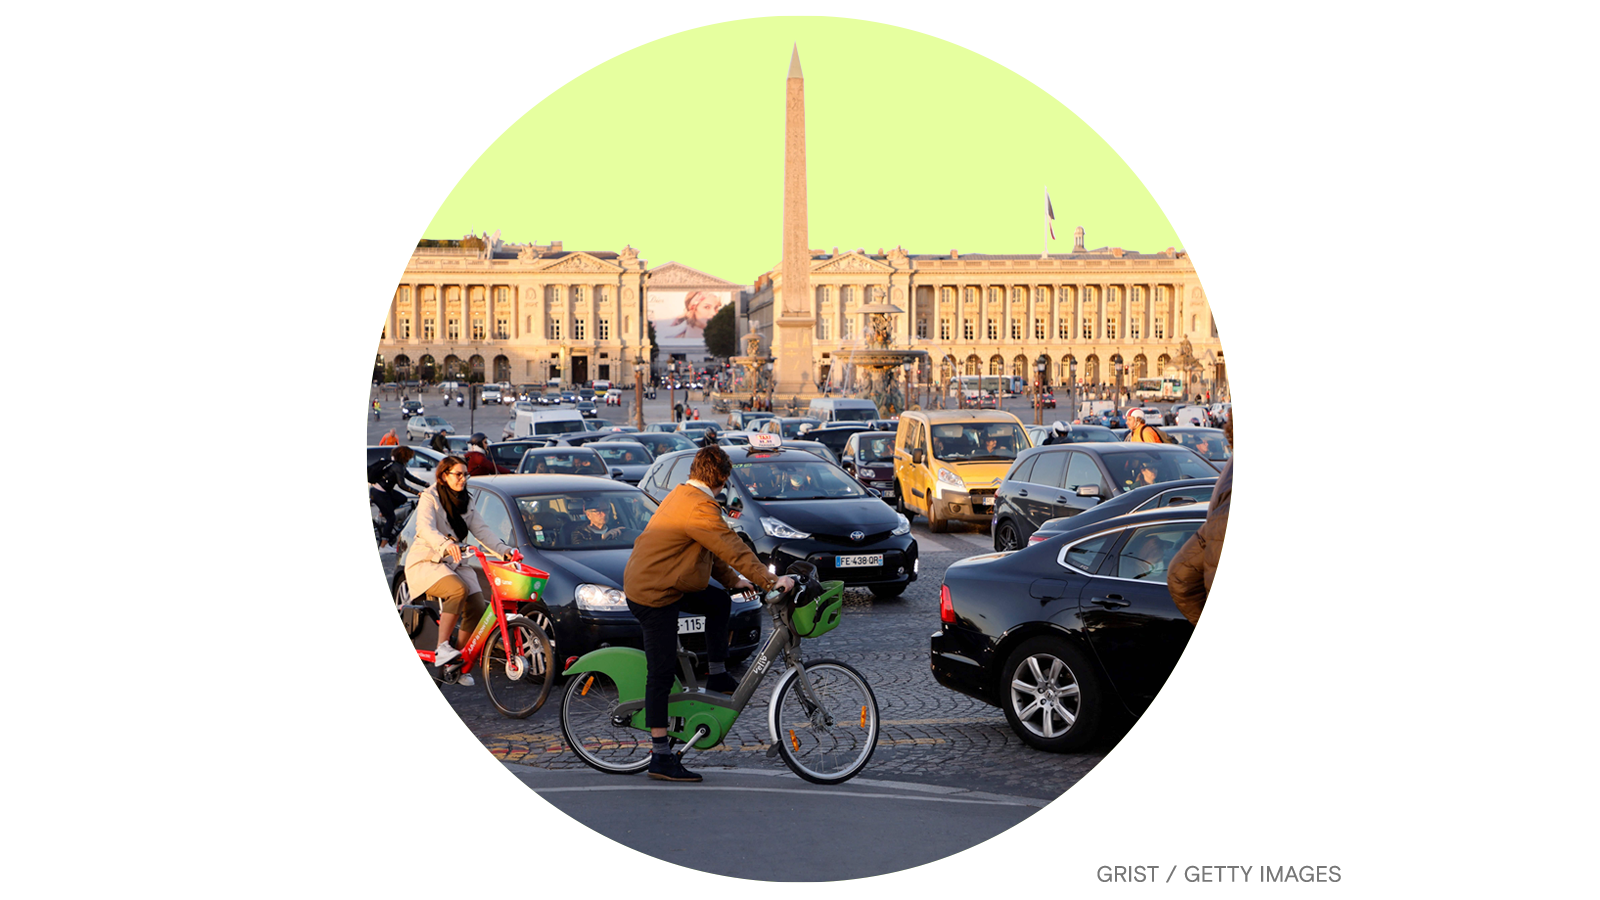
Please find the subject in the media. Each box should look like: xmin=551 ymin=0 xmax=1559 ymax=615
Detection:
xmin=570 ymin=499 xmax=629 ymax=545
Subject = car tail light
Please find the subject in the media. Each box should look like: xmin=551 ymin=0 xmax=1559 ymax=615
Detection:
xmin=1027 ymin=534 xmax=1047 ymax=544
xmin=939 ymin=584 xmax=956 ymax=624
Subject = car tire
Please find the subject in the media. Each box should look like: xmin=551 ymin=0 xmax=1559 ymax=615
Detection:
xmin=894 ymin=482 xmax=912 ymax=521
xmin=994 ymin=519 xmax=1021 ymax=552
xmin=999 ymin=636 xmax=1104 ymax=752
xmin=868 ymin=583 xmax=906 ymax=599
xmin=927 ymin=503 xmax=949 ymax=534
xmin=394 ymin=577 xmax=426 ymax=639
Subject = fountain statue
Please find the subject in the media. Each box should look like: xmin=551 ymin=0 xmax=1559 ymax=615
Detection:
xmin=841 ymin=289 xmax=927 ymax=417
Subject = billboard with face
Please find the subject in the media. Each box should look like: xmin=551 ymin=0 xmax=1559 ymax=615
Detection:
xmin=649 ymin=289 xmax=729 ymax=348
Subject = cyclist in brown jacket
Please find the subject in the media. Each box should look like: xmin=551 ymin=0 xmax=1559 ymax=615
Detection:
xmin=622 ymin=444 xmax=794 ymax=782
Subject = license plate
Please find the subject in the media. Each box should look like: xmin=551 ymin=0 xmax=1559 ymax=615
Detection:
xmin=978 ymin=496 xmax=994 ymax=507
xmin=678 ymin=616 xmax=706 ymax=635
xmin=836 ymin=554 xmax=883 ymax=568
xmin=882 ymin=489 xmax=895 ymax=498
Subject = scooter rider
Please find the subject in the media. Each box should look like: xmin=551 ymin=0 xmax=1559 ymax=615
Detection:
xmin=621 ymin=444 xmax=794 ymax=783
xmin=1042 ymin=420 xmax=1073 ymax=445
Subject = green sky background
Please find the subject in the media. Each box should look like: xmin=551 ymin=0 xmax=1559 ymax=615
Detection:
xmin=424 ymin=16 xmax=1182 ymax=282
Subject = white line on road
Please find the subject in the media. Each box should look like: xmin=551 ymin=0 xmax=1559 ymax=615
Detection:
xmin=520 ymin=784 xmax=1044 ymax=808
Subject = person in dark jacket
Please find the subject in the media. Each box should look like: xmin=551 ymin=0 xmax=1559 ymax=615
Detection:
xmin=429 ymin=429 xmax=450 ymax=454
xmin=372 ymin=446 xmax=428 ymax=546
xmin=1168 ymin=456 xmax=1231 ymax=624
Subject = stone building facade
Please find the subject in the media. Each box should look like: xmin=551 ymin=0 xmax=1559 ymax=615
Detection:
xmin=750 ymin=227 xmax=1224 ymax=397
xmin=376 ymin=234 xmax=662 ymax=388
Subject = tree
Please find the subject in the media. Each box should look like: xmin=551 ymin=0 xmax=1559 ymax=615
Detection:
xmin=703 ymin=302 xmax=737 ymax=359
xmin=647 ymin=321 xmax=659 ymax=362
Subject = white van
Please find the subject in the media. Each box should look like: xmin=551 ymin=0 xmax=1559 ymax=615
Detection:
xmin=806 ymin=397 xmax=878 ymax=423
xmin=512 ymin=408 xmax=587 ymax=438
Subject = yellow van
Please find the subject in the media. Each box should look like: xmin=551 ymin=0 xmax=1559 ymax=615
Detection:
xmin=893 ymin=409 xmax=1030 ymax=533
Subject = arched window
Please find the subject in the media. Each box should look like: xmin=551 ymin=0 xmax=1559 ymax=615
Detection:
xmin=988 ymin=354 xmax=1004 ymax=376
xmin=964 ymin=354 xmax=981 ymax=375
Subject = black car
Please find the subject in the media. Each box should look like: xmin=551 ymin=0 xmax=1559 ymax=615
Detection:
xmin=628 ymin=431 xmax=698 ymax=460
xmin=806 ymin=422 xmax=873 ymax=458
xmin=990 ymin=443 xmax=1219 ymax=550
xmin=484 ymin=439 xmax=555 ymax=471
xmin=515 ymin=446 xmax=612 ymax=479
xmin=1026 ymin=477 xmax=1218 ymax=544
xmin=638 ymin=444 xmax=917 ymax=598
xmin=933 ymin=503 xmax=1207 ymax=751
xmin=400 ymin=399 xmax=424 ymax=420
xmin=552 ymin=432 xmax=622 ymax=448
xmin=576 ymin=401 xmax=599 ymax=418
xmin=838 ymin=431 xmax=898 ymax=503
xmin=388 ymin=474 xmax=763 ymax=668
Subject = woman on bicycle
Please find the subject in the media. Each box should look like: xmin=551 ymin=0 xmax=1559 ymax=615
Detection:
xmin=405 ymin=455 xmax=519 ymax=686
xmin=622 ymin=444 xmax=794 ymax=782
xmin=372 ymin=445 xmax=427 ymax=547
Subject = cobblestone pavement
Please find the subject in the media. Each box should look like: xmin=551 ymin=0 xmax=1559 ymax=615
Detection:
xmin=393 ymin=541 xmax=1113 ymax=803
xmin=374 ymin=390 xmax=1124 ymax=803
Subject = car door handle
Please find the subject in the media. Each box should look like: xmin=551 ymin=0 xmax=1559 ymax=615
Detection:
xmin=1017 ymin=489 xmax=1029 ymax=496
xmin=1089 ymin=595 xmax=1130 ymax=608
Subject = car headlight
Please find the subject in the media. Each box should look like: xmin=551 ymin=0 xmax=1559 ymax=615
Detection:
xmin=937 ymin=467 xmax=964 ymax=488
xmin=574 ymin=583 xmax=628 ymax=611
xmin=761 ymin=516 xmax=811 ymax=539
xmin=892 ymin=514 xmax=910 ymax=536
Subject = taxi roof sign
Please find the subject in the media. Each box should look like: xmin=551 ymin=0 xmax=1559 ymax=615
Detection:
xmin=749 ymin=432 xmax=782 ymax=450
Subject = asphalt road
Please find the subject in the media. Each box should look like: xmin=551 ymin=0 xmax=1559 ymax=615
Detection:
xmin=366 ymin=387 xmax=1145 ymax=879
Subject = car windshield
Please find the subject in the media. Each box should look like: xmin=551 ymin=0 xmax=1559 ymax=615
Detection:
xmin=1068 ymin=428 xmax=1120 ymax=443
xmin=636 ymin=434 xmax=695 ymax=456
xmin=515 ymin=492 xmax=656 ymax=550
xmin=591 ymin=444 xmax=649 ymax=466
xmin=1107 ymin=449 xmax=1219 ymax=490
xmin=518 ymin=451 xmax=607 ymax=476
xmin=832 ymin=408 xmax=876 ymax=422
xmin=1166 ymin=430 xmax=1231 ymax=461
xmin=858 ymin=435 xmax=896 ymax=462
xmin=681 ymin=422 xmax=711 ymax=431
xmin=780 ymin=419 xmax=819 ymax=438
xmin=733 ymin=459 xmax=865 ymax=500
xmin=929 ymin=422 xmax=1026 ymax=461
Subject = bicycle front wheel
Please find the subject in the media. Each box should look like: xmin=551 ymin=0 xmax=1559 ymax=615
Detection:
xmin=481 ymin=616 xmax=555 ymax=719
xmin=560 ymin=670 xmax=652 ymax=774
xmin=771 ymin=659 xmax=879 ymax=785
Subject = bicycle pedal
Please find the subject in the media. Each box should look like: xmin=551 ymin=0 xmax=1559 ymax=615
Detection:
xmin=765 ymin=743 xmax=781 ymax=759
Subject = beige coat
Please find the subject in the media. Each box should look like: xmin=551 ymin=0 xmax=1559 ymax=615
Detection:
xmin=404 ymin=484 xmax=516 ymax=600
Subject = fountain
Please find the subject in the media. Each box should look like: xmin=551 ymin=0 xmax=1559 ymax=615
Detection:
xmin=834 ymin=288 xmax=927 ymax=417
xmin=726 ymin=331 xmax=775 ymax=411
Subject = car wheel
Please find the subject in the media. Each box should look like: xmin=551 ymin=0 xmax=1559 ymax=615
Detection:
xmin=894 ymin=482 xmax=912 ymax=520
xmin=995 ymin=519 xmax=1021 ymax=552
xmin=394 ymin=577 xmax=426 ymax=639
xmin=927 ymin=503 xmax=949 ymax=534
xmin=999 ymin=636 xmax=1104 ymax=752
xmin=868 ymin=583 xmax=906 ymax=599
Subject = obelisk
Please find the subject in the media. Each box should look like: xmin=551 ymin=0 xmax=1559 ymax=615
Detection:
xmin=773 ymin=43 xmax=815 ymax=403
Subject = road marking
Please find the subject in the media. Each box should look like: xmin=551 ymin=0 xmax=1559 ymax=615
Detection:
xmin=516 ymin=783 xmax=1044 ymax=808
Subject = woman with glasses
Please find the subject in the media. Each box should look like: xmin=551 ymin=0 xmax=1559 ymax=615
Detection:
xmin=403 ymin=456 xmax=519 ymax=684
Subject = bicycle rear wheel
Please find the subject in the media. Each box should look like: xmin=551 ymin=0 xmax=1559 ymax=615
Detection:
xmin=560 ymin=670 xmax=652 ymax=774
xmin=771 ymin=659 xmax=879 ymax=785
xmin=481 ymin=616 xmax=555 ymax=719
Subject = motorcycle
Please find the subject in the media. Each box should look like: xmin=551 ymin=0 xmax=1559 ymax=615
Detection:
xmin=456 ymin=394 xmax=465 ymax=407
xmin=371 ymin=406 xmax=380 ymax=420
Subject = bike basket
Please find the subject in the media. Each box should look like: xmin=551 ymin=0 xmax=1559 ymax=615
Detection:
xmin=792 ymin=581 xmax=845 ymax=638
xmin=483 ymin=559 xmax=549 ymax=603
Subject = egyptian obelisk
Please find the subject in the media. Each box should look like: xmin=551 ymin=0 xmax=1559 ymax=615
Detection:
xmin=773 ymin=43 xmax=815 ymax=402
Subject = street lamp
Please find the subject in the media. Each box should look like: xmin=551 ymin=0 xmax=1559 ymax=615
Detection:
xmin=1112 ymin=355 xmax=1125 ymax=404
xmin=1068 ymin=357 xmax=1078 ymax=421
xmin=1033 ymin=354 xmax=1049 ymax=425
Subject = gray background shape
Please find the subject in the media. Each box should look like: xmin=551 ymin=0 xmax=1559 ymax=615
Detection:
xmin=100 ymin=38 xmax=1452 ymax=877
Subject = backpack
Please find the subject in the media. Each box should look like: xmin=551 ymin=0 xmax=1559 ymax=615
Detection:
xmin=367 ymin=458 xmax=393 ymax=486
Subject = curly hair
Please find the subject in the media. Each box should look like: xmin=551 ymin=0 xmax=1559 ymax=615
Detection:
xmin=688 ymin=444 xmax=732 ymax=488
xmin=391 ymin=445 xmax=414 ymax=463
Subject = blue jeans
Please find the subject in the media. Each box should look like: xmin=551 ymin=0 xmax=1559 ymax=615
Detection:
xmin=626 ymin=587 xmax=731 ymax=730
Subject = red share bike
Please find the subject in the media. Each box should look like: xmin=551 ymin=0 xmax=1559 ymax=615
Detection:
xmin=401 ymin=547 xmax=557 ymax=718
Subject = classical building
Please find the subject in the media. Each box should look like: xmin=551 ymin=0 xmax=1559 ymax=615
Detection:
xmin=375 ymin=234 xmax=748 ymax=386
xmin=746 ymin=226 xmax=1225 ymax=398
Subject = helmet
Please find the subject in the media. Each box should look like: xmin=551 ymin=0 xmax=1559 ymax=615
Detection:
xmin=470 ymin=432 xmax=488 ymax=447
xmin=1051 ymin=420 xmax=1069 ymax=435
xmin=1126 ymin=408 xmax=1146 ymax=421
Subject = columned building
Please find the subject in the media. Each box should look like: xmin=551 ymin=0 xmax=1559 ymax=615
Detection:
xmin=376 ymin=234 xmax=653 ymax=388
xmin=781 ymin=229 xmax=1224 ymax=398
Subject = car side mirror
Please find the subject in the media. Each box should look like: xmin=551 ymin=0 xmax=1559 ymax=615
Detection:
xmin=612 ymin=468 xmax=625 ymax=479
xmin=1076 ymin=484 xmax=1102 ymax=498
xmin=867 ymin=487 xmax=882 ymax=498
xmin=910 ymin=448 xmax=925 ymax=465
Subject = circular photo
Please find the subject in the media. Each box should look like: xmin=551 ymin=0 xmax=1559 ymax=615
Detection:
xmin=364 ymin=16 xmax=1231 ymax=882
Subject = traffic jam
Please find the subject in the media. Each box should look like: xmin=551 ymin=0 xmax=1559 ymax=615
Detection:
xmin=370 ymin=384 xmax=1231 ymax=757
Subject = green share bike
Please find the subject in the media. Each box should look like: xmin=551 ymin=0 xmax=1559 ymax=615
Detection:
xmin=559 ymin=563 xmax=880 ymax=784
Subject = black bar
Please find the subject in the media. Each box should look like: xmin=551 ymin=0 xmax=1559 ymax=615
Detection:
xmin=368 ymin=14 xmax=1228 ymax=41
xmin=1094 ymin=858 xmax=1344 ymax=877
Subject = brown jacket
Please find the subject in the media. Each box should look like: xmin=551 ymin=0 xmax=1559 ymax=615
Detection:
xmin=623 ymin=482 xmax=777 ymax=607
xmin=1167 ymin=458 xmax=1231 ymax=625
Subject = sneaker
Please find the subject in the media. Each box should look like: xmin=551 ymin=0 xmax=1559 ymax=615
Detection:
xmin=648 ymin=753 xmax=703 ymax=783
xmin=456 ymin=673 xmax=475 ymax=687
xmin=704 ymin=671 xmax=739 ymax=694
xmin=435 ymin=644 xmax=461 ymax=667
